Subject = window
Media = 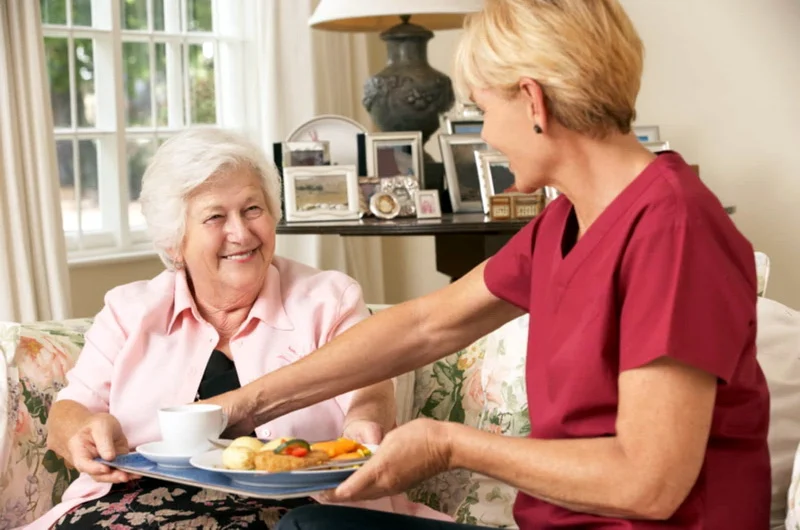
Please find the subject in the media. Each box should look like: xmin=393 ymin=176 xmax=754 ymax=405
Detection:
xmin=41 ymin=0 xmax=246 ymax=259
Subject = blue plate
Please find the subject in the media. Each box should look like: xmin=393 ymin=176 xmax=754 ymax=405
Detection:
xmin=99 ymin=453 xmax=348 ymax=500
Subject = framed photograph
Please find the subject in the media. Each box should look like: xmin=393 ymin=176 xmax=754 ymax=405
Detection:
xmin=365 ymin=131 xmax=424 ymax=184
xmin=369 ymin=191 xmax=401 ymax=219
xmin=633 ymin=125 xmax=660 ymax=143
xmin=283 ymin=165 xmax=360 ymax=222
xmin=475 ymin=151 xmax=517 ymax=214
xmin=416 ymin=189 xmax=442 ymax=219
xmin=439 ymin=133 xmax=491 ymax=213
xmin=489 ymin=195 xmax=513 ymax=221
xmin=282 ymin=141 xmax=331 ymax=167
xmin=440 ymin=102 xmax=484 ymax=135
xmin=643 ymin=140 xmax=670 ymax=153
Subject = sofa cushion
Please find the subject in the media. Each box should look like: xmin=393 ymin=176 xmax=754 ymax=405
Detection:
xmin=757 ymin=298 xmax=800 ymax=529
xmin=0 ymin=319 xmax=89 ymax=529
xmin=408 ymin=316 xmax=530 ymax=528
xmin=454 ymin=315 xmax=530 ymax=528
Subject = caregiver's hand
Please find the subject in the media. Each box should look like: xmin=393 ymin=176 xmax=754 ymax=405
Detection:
xmin=326 ymin=418 xmax=453 ymax=501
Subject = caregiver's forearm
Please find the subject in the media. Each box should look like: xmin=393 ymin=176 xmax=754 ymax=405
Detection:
xmin=245 ymin=263 xmax=523 ymax=426
xmin=446 ymin=424 xmax=676 ymax=520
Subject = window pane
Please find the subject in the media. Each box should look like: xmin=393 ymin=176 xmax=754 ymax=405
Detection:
xmin=188 ymin=43 xmax=216 ymax=124
xmin=123 ymin=42 xmax=152 ymax=127
xmin=44 ymin=37 xmax=71 ymax=128
xmin=127 ymin=138 xmax=155 ymax=230
xmin=122 ymin=0 xmax=148 ymax=30
xmin=78 ymin=140 xmax=101 ymax=232
xmin=75 ymin=39 xmax=96 ymax=127
xmin=155 ymin=43 xmax=168 ymax=126
xmin=153 ymin=0 xmax=165 ymax=31
xmin=56 ymin=140 xmax=77 ymax=232
xmin=40 ymin=0 xmax=66 ymax=25
xmin=72 ymin=0 xmax=92 ymax=26
xmin=187 ymin=0 xmax=213 ymax=31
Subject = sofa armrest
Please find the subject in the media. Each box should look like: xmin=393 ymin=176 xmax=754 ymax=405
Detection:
xmin=0 ymin=319 xmax=90 ymax=528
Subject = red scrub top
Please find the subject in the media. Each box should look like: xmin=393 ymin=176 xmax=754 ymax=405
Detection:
xmin=484 ymin=152 xmax=770 ymax=529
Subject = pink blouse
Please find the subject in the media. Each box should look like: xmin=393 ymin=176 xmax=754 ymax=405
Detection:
xmin=26 ymin=256 xmax=449 ymax=529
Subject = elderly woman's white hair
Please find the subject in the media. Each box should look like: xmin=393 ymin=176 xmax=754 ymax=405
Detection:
xmin=140 ymin=127 xmax=282 ymax=270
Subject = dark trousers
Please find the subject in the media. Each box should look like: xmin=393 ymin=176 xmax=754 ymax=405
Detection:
xmin=275 ymin=505 xmax=490 ymax=530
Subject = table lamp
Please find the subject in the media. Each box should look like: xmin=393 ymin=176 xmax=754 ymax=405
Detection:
xmin=309 ymin=1 xmax=482 ymax=145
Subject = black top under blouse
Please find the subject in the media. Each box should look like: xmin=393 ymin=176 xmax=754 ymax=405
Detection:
xmin=196 ymin=349 xmax=242 ymax=401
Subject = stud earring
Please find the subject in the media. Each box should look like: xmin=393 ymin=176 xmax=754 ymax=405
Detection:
xmin=533 ymin=124 xmax=543 ymax=134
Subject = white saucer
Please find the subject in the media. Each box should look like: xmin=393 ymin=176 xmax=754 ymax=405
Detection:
xmin=136 ymin=441 xmax=196 ymax=469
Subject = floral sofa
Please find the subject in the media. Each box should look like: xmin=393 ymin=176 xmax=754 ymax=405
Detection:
xmin=3 ymin=294 xmax=800 ymax=530
xmin=0 ymin=307 xmax=529 ymax=529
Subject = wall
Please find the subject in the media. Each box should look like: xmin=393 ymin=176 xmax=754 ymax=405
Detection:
xmin=69 ymin=257 xmax=164 ymax=318
xmin=623 ymin=0 xmax=800 ymax=308
xmin=387 ymin=0 xmax=800 ymax=308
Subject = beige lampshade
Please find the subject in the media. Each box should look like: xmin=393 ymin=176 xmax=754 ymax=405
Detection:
xmin=309 ymin=0 xmax=483 ymax=32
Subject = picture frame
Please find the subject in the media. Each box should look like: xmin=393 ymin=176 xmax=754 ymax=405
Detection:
xmin=283 ymin=165 xmax=360 ymax=222
xmin=369 ymin=191 xmax=401 ymax=219
xmin=365 ymin=131 xmax=424 ymax=185
xmin=440 ymin=102 xmax=484 ymax=135
xmin=282 ymin=141 xmax=331 ymax=167
xmin=475 ymin=150 xmax=517 ymax=214
xmin=415 ymin=189 xmax=442 ymax=219
xmin=439 ymin=133 xmax=491 ymax=213
xmin=643 ymin=140 xmax=671 ymax=153
xmin=633 ymin=125 xmax=660 ymax=143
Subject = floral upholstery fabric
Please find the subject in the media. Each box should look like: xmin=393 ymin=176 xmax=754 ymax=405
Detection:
xmin=0 ymin=319 xmax=92 ymax=529
xmin=408 ymin=316 xmax=531 ymax=528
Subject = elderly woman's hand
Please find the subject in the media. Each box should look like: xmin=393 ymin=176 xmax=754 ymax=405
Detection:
xmin=67 ymin=413 xmax=138 ymax=483
xmin=342 ymin=419 xmax=385 ymax=445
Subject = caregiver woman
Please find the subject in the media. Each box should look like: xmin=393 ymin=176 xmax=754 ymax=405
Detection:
xmin=214 ymin=1 xmax=772 ymax=528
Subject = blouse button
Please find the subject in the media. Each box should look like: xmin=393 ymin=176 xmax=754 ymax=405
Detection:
xmin=260 ymin=428 xmax=271 ymax=439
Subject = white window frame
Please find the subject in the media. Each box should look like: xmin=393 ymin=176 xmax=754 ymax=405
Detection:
xmin=42 ymin=0 xmax=248 ymax=263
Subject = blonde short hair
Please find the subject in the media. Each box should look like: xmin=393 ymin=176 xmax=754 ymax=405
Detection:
xmin=140 ymin=127 xmax=282 ymax=270
xmin=454 ymin=0 xmax=644 ymax=137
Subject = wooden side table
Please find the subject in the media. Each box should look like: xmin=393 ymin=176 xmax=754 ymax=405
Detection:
xmin=277 ymin=206 xmax=736 ymax=280
xmin=276 ymin=213 xmax=527 ymax=279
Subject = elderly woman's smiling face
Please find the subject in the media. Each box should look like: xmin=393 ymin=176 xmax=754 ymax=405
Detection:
xmin=179 ymin=166 xmax=275 ymax=297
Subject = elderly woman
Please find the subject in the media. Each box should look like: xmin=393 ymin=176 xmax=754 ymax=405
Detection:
xmin=210 ymin=2 xmax=770 ymax=530
xmin=30 ymin=128 xmax=445 ymax=529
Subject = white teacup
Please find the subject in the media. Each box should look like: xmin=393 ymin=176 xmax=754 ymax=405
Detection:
xmin=158 ymin=403 xmax=226 ymax=455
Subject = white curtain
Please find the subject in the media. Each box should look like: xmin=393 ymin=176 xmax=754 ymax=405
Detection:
xmin=0 ymin=1 xmax=71 ymax=322
xmin=247 ymin=0 xmax=386 ymax=303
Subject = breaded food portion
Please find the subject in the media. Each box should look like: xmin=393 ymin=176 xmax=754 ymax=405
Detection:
xmin=253 ymin=449 xmax=330 ymax=472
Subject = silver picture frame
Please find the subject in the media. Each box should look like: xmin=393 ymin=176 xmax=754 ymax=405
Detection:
xmin=283 ymin=165 xmax=360 ymax=222
xmin=633 ymin=125 xmax=660 ymax=143
xmin=643 ymin=140 xmax=671 ymax=153
xmin=440 ymin=102 xmax=484 ymax=135
xmin=365 ymin=131 xmax=424 ymax=185
xmin=282 ymin=141 xmax=331 ymax=167
xmin=475 ymin=150 xmax=516 ymax=215
xmin=439 ymin=133 xmax=490 ymax=213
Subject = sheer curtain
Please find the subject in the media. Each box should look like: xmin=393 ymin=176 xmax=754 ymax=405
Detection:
xmin=0 ymin=1 xmax=71 ymax=322
xmin=246 ymin=0 xmax=386 ymax=303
